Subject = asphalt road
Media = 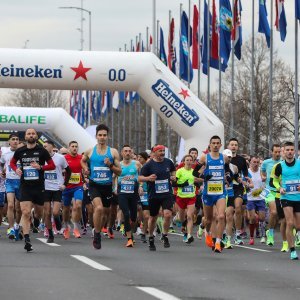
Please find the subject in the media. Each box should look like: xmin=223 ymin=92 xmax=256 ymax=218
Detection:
xmin=1 ymin=226 xmax=300 ymax=300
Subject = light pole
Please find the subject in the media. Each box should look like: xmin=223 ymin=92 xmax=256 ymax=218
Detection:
xmin=59 ymin=6 xmax=92 ymax=51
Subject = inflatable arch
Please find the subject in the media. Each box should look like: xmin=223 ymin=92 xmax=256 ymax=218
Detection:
xmin=0 ymin=49 xmax=223 ymax=153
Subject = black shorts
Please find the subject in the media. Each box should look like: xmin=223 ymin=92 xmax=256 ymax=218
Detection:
xmin=275 ymin=197 xmax=285 ymax=219
xmin=44 ymin=190 xmax=62 ymax=203
xmin=227 ymin=196 xmax=235 ymax=208
xmin=83 ymin=189 xmax=92 ymax=205
xmin=233 ymin=186 xmax=244 ymax=200
xmin=111 ymin=194 xmax=118 ymax=206
xmin=280 ymin=199 xmax=300 ymax=213
xmin=20 ymin=185 xmax=44 ymax=206
xmin=148 ymin=196 xmax=173 ymax=217
xmin=89 ymin=181 xmax=113 ymax=208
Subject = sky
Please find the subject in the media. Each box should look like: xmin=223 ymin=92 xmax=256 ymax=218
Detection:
xmin=0 ymin=0 xmax=297 ymax=103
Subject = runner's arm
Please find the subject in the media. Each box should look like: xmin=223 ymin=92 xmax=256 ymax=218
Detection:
xmin=81 ymin=149 xmax=91 ymax=175
xmin=110 ymin=149 xmax=122 ymax=176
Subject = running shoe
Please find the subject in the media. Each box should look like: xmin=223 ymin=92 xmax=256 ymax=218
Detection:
xmin=101 ymin=227 xmax=108 ymax=236
xmin=38 ymin=223 xmax=45 ymax=232
xmin=116 ymin=224 xmax=121 ymax=231
xmin=63 ymin=227 xmax=70 ymax=240
xmin=260 ymin=236 xmax=266 ymax=244
xmin=149 ymin=237 xmax=156 ymax=251
xmin=295 ymin=235 xmax=300 ymax=248
xmin=214 ymin=242 xmax=222 ymax=253
xmin=234 ymin=235 xmax=244 ymax=245
xmin=14 ymin=227 xmax=20 ymax=241
xmin=185 ymin=235 xmax=194 ymax=244
xmin=44 ymin=227 xmax=49 ymax=238
xmin=32 ymin=226 xmax=39 ymax=233
xmin=47 ymin=236 xmax=54 ymax=243
xmin=52 ymin=222 xmax=58 ymax=235
xmin=24 ymin=241 xmax=33 ymax=252
xmin=168 ymin=226 xmax=175 ymax=233
xmin=225 ymin=239 xmax=233 ymax=249
xmin=93 ymin=233 xmax=102 ymax=250
xmin=281 ymin=241 xmax=289 ymax=252
xmin=126 ymin=238 xmax=134 ymax=248
xmin=140 ymin=234 xmax=147 ymax=243
xmin=91 ymin=228 xmax=95 ymax=238
xmin=7 ymin=228 xmax=15 ymax=240
xmin=82 ymin=228 xmax=87 ymax=235
xmin=136 ymin=227 xmax=142 ymax=236
xmin=240 ymin=231 xmax=248 ymax=239
xmin=73 ymin=228 xmax=81 ymax=238
xmin=183 ymin=233 xmax=188 ymax=243
xmin=205 ymin=233 xmax=214 ymax=248
xmin=197 ymin=225 xmax=204 ymax=240
xmin=107 ymin=228 xmax=114 ymax=239
xmin=266 ymin=230 xmax=274 ymax=246
xmin=162 ymin=235 xmax=170 ymax=248
xmin=290 ymin=250 xmax=298 ymax=260
xmin=249 ymin=238 xmax=254 ymax=245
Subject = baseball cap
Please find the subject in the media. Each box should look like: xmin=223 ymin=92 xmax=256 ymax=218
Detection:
xmin=223 ymin=149 xmax=232 ymax=157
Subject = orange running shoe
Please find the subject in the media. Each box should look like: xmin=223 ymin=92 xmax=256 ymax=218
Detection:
xmin=126 ymin=238 xmax=134 ymax=248
xmin=73 ymin=228 xmax=81 ymax=238
xmin=63 ymin=227 xmax=70 ymax=240
xmin=205 ymin=233 xmax=214 ymax=248
xmin=214 ymin=242 xmax=222 ymax=253
xmin=108 ymin=228 xmax=114 ymax=239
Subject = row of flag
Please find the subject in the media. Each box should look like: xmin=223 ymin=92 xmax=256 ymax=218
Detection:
xmin=69 ymin=90 xmax=140 ymax=127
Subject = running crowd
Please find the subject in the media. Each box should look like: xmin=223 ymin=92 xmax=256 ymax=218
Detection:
xmin=1 ymin=125 xmax=300 ymax=261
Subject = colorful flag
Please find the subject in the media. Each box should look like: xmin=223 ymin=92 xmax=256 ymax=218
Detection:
xmin=211 ymin=0 xmax=219 ymax=60
xmin=180 ymin=11 xmax=193 ymax=82
xmin=275 ymin=0 xmax=287 ymax=42
xmin=91 ymin=91 xmax=96 ymax=121
xmin=219 ymin=0 xmax=232 ymax=69
xmin=159 ymin=27 xmax=167 ymax=65
xmin=297 ymin=0 xmax=300 ymax=20
xmin=101 ymin=91 xmax=107 ymax=115
xmin=112 ymin=91 xmax=120 ymax=111
xmin=258 ymin=0 xmax=271 ymax=48
xmin=149 ymin=35 xmax=153 ymax=51
xmin=81 ymin=92 xmax=85 ymax=127
xmin=96 ymin=91 xmax=101 ymax=120
xmin=192 ymin=5 xmax=199 ymax=69
xmin=136 ymin=41 xmax=140 ymax=52
xmin=232 ymin=0 xmax=242 ymax=60
xmin=168 ymin=17 xmax=177 ymax=74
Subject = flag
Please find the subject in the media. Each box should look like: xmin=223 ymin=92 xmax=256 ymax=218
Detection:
xmin=149 ymin=35 xmax=153 ymax=51
xmin=136 ymin=41 xmax=140 ymax=52
xmin=201 ymin=0 xmax=227 ymax=75
xmin=211 ymin=0 xmax=219 ymax=60
xmin=297 ymin=0 xmax=300 ymax=20
xmin=219 ymin=0 xmax=232 ymax=69
xmin=96 ymin=91 xmax=101 ymax=120
xmin=85 ymin=90 xmax=89 ymax=124
xmin=159 ymin=27 xmax=167 ymax=65
xmin=168 ymin=17 xmax=177 ymax=74
xmin=192 ymin=5 xmax=199 ymax=69
xmin=101 ymin=91 xmax=107 ymax=115
xmin=232 ymin=0 xmax=242 ymax=60
xmin=91 ymin=92 xmax=96 ymax=120
xmin=70 ymin=90 xmax=75 ymax=117
xmin=180 ymin=11 xmax=193 ymax=82
xmin=258 ymin=0 xmax=271 ymax=48
xmin=112 ymin=91 xmax=120 ymax=111
xmin=81 ymin=93 xmax=85 ymax=127
xmin=275 ymin=0 xmax=287 ymax=42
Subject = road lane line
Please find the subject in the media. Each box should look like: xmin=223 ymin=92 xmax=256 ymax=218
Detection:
xmin=234 ymin=245 xmax=272 ymax=252
xmin=36 ymin=238 xmax=61 ymax=247
xmin=70 ymin=255 xmax=112 ymax=271
xmin=136 ymin=287 xmax=181 ymax=300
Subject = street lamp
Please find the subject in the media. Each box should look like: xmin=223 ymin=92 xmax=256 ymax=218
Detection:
xmin=59 ymin=6 xmax=92 ymax=51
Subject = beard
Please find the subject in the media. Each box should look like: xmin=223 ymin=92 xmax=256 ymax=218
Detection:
xmin=27 ymin=137 xmax=36 ymax=144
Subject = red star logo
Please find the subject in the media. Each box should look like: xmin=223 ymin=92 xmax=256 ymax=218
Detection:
xmin=70 ymin=61 xmax=91 ymax=80
xmin=179 ymin=88 xmax=190 ymax=100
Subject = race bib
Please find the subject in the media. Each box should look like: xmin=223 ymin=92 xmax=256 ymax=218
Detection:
xmin=140 ymin=193 xmax=148 ymax=203
xmin=23 ymin=166 xmax=39 ymax=180
xmin=120 ymin=180 xmax=135 ymax=193
xmin=181 ymin=185 xmax=194 ymax=194
xmin=207 ymin=181 xmax=223 ymax=195
xmin=285 ymin=180 xmax=300 ymax=194
xmin=155 ymin=179 xmax=169 ymax=194
xmin=92 ymin=167 xmax=110 ymax=183
xmin=69 ymin=172 xmax=81 ymax=184
xmin=260 ymin=188 xmax=270 ymax=199
xmin=251 ymin=188 xmax=263 ymax=197
xmin=44 ymin=170 xmax=58 ymax=181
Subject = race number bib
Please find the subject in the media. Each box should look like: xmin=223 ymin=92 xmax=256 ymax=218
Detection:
xmin=120 ymin=180 xmax=135 ymax=193
xmin=285 ymin=180 xmax=300 ymax=194
xmin=140 ymin=193 xmax=148 ymax=203
xmin=251 ymin=188 xmax=263 ymax=197
xmin=23 ymin=166 xmax=39 ymax=180
xmin=69 ymin=172 xmax=81 ymax=184
xmin=92 ymin=167 xmax=110 ymax=183
xmin=181 ymin=185 xmax=194 ymax=194
xmin=155 ymin=179 xmax=169 ymax=194
xmin=260 ymin=188 xmax=270 ymax=199
xmin=44 ymin=170 xmax=58 ymax=181
xmin=207 ymin=181 xmax=223 ymax=195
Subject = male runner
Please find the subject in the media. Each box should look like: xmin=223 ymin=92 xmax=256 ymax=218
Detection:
xmin=81 ymin=124 xmax=121 ymax=250
xmin=10 ymin=128 xmax=55 ymax=252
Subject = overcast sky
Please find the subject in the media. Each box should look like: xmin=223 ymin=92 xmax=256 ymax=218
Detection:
xmin=0 ymin=0 xmax=297 ymax=101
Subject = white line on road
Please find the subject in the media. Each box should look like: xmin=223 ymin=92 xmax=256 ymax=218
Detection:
xmin=234 ymin=245 xmax=272 ymax=253
xmin=36 ymin=238 xmax=61 ymax=247
xmin=168 ymin=232 xmax=183 ymax=237
xmin=70 ymin=255 xmax=112 ymax=271
xmin=136 ymin=287 xmax=181 ymax=300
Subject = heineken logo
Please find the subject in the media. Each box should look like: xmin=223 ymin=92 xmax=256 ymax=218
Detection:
xmin=152 ymin=79 xmax=199 ymax=127
xmin=0 ymin=114 xmax=46 ymax=124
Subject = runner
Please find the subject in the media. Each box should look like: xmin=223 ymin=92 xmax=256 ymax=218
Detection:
xmin=10 ymin=128 xmax=56 ymax=252
xmin=81 ymin=124 xmax=121 ymax=250
xmin=43 ymin=140 xmax=71 ymax=243
xmin=0 ymin=133 xmax=22 ymax=240
xmin=62 ymin=141 xmax=84 ymax=239
xmin=193 ymin=136 xmax=228 ymax=253
xmin=139 ymin=145 xmax=176 ymax=251
xmin=274 ymin=142 xmax=300 ymax=260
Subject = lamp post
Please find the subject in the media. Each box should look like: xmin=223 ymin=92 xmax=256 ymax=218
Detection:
xmin=59 ymin=6 xmax=92 ymax=51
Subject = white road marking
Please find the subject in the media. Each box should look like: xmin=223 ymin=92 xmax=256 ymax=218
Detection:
xmin=70 ymin=255 xmax=112 ymax=271
xmin=168 ymin=232 xmax=183 ymax=237
xmin=234 ymin=244 xmax=272 ymax=253
xmin=36 ymin=238 xmax=61 ymax=247
xmin=136 ymin=287 xmax=181 ymax=300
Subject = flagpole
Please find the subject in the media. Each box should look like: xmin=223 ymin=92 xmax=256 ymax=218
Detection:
xmin=250 ymin=0 xmax=255 ymax=155
xmin=218 ymin=6 xmax=222 ymax=119
xmin=188 ymin=0 xmax=191 ymax=87
xmin=135 ymin=35 xmax=138 ymax=151
xmin=230 ymin=0 xmax=235 ymax=139
xmin=167 ymin=11 xmax=172 ymax=154
xmin=207 ymin=0 xmax=211 ymax=108
xmin=138 ymin=32 xmax=142 ymax=153
xmin=268 ymin=0 xmax=273 ymax=152
xmin=198 ymin=0 xmax=201 ymax=99
xmin=151 ymin=0 xmax=158 ymax=147
xmin=146 ymin=26 xmax=150 ymax=150
xmin=129 ymin=39 xmax=133 ymax=146
xmin=111 ymin=92 xmax=114 ymax=146
xmin=123 ymin=44 xmax=127 ymax=147
xmin=295 ymin=11 xmax=299 ymax=158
